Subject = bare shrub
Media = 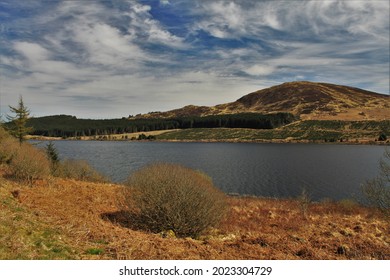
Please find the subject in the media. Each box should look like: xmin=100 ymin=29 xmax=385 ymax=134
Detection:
xmin=362 ymin=149 xmax=390 ymax=218
xmin=54 ymin=159 xmax=107 ymax=182
xmin=123 ymin=163 xmax=227 ymax=238
xmin=298 ymin=188 xmax=311 ymax=219
xmin=9 ymin=142 xmax=51 ymax=183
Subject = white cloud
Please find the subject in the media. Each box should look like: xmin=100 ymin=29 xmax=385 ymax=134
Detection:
xmin=245 ymin=65 xmax=276 ymax=76
xmin=195 ymin=0 xmax=389 ymax=40
xmin=13 ymin=42 xmax=51 ymax=62
xmin=1 ymin=0 xmax=388 ymax=119
xmin=160 ymin=0 xmax=170 ymax=6
xmin=71 ymin=22 xmax=145 ymax=67
xmin=126 ymin=3 xmax=187 ymax=48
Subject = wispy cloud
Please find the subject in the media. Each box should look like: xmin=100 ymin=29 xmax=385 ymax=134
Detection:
xmin=0 ymin=0 xmax=388 ymax=118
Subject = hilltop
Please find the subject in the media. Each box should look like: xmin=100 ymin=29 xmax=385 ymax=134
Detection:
xmin=137 ymin=81 xmax=390 ymax=121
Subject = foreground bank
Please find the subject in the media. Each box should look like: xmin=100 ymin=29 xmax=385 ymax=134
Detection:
xmin=0 ymin=169 xmax=388 ymax=260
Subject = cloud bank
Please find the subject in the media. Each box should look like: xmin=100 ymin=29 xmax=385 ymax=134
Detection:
xmin=0 ymin=0 xmax=388 ymax=118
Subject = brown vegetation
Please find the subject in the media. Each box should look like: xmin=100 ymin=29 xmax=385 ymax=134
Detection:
xmin=136 ymin=81 xmax=390 ymax=121
xmin=0 ymin=127 xmax=51 ymax=183
xmin=122 ymin=163 xmax=227 ymax=238
xmin=8 ymin=143 xmax=51 ymax=183
xmin=53 ymin=159 xmax=107 ymax=183
xmin=1 ymin=170 xmax=388 ymax=260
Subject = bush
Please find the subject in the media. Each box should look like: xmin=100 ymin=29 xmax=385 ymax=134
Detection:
xmin=0 ymin=127 xmax=50 ymax=183
xmin=298 ymin=188 xmax=311 ymax=219
xmin=54 ymin=159 xmax=107 ymax=182
xmin=362 ymin=149 xmax=390 ymax=218
xmin=123 ymin=163 xmax=227 ymax=238
xmin=0 ymin=137 xmax=19 ymax=164
xmin=8 ymin=142 xmax=51 ymax=183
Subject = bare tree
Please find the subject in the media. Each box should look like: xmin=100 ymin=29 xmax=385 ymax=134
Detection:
xmin=362 ymin=148 xmax=390 ymax=218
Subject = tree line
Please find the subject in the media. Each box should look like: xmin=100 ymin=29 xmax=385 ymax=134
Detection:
xmin=21 ymin=112 xmax=297 ymax=138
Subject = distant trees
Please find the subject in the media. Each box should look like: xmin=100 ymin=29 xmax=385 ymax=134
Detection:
xmin=25 ymin=113 xmax=297 ymax=138
xmin=6 ymin=96 xmax=32 ymax=144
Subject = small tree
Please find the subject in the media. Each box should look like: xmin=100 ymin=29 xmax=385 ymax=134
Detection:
xmin=45 ymin=141 xmax=59 ymax=172
xmin=7 ymin=96 xmax=32 ymax=144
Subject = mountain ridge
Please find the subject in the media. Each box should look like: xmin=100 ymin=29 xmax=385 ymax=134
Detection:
xmin=136 ymin=81 xmax=389 ymax=121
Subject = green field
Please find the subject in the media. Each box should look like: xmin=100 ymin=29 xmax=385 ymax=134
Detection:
xmin=157 ymin=120 xmax=390 ymax=143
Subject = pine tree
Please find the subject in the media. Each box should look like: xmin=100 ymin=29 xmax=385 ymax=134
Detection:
xmin=45 ymin=141 xmax=59 ymax=173
xmin=7 ymin=96 xmax=32 ymax=144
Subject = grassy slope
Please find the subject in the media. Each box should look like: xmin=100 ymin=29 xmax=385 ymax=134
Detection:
xmin=157 ymin=120 xmax=390 ymax=143
xmin=0 ymin=168 xmax=388 ymax=260
xmin=0 ymin=176 xmax=75 ymax=259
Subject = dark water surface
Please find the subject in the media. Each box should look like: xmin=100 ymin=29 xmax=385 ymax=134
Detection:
xmin=32 ymin=140 xmax=387 ymax=201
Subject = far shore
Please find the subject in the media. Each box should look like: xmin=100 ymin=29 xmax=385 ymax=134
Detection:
xmin=26 ymin=130 xmax=389 ymax=146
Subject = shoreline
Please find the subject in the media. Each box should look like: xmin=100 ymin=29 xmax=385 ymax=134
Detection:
xmin=27 ymin=135 xmax=390 ymax=146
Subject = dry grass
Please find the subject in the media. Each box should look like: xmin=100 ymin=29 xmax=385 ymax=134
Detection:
xmin=53 ymin=159 xmax=107 ymax=183
xmin=0 ymin=168 xmax=388 ymax=260
xmin=0 ymin=176 xmax=74 ymax=259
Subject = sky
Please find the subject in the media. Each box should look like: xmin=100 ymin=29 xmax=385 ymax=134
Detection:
xmin=0 ymin=0 xmax=389 ymax=119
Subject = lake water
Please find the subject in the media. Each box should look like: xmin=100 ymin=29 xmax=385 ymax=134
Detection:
xmin=32 ymin=140 xmax=387 ymax=201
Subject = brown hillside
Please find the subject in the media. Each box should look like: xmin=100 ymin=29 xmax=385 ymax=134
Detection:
xmin=137 ymin=81 xmax=389 ymax=121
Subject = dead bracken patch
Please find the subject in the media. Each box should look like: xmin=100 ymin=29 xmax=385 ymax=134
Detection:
xmin=1 ymin=170 xmax=389 ymax=260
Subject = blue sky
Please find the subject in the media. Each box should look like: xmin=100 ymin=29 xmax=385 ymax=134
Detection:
xmin=0 ymin=0 xmax=389 ymax=119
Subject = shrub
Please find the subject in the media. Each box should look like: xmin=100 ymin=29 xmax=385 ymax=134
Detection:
xmin=0 ymin=136 xmax=19 ymax=164
xmin=123 ymin=163 xmax=227 ymax=238
xmin=1 ymin=127 xmax=50 ymax=183
xmin=297 ymin=188 xmax=311 ymax=219
xmin=54 ymin=159 xmax=107 ymax=182
xmin=8 ymin=142 xmax=51 ymax=183
xmin=362 ymin=149 xmax=390 ymax=218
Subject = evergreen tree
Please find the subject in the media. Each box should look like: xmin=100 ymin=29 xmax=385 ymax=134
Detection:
xmin=7 ymin=96 xmax=32 ymax=144
xmin=45 ymin=141 xmax=59 ymax=169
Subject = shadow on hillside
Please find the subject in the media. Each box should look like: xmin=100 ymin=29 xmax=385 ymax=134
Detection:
xmin=101 ymin=211 xmax=148 ymax=232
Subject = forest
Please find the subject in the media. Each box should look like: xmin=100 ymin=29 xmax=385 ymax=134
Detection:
xmin=23 ymin=113 xmax=297 ymax=138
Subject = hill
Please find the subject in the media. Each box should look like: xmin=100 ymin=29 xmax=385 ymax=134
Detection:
xmin=137 ymin=81 xmax=390 ymax=121
xmin=14 ymin=81 xmax=390 ymax=142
